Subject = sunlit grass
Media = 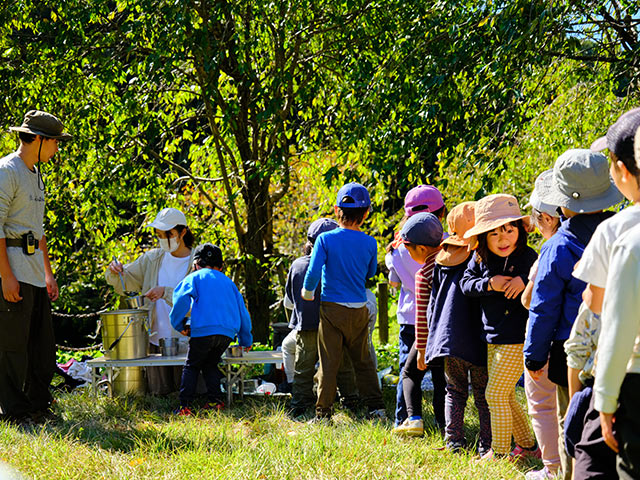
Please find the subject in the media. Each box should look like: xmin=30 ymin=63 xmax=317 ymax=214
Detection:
xmin=0 ymin=387 xmax=541 ymax=479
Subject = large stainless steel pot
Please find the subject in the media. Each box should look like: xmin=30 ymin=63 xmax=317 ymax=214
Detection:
xmin=99 ymin=309 xmax=149 ymax=360
xmin=112 ymin=366 xmax=146 ymax=396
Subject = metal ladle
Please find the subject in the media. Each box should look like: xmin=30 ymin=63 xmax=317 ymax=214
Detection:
xmin=112 ymin=256 xmax=128 ymax=293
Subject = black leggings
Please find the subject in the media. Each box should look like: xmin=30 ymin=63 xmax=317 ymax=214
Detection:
xmin=401 ymin=341 xmax=446 ymax=426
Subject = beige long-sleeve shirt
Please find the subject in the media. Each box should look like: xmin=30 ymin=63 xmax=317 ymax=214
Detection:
xmin=105 ymin=247 xmax=196 ymax=340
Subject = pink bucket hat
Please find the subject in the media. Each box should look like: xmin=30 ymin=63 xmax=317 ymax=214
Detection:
xmin=463 ymin=194 xmax=526 ymax=239
xmin=404 ymin=185 xmax=445 ymax=216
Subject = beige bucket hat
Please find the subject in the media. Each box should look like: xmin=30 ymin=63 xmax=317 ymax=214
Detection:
xmin=441 ymin=201 xmax=476 ymax=247
xmin=463 ymin=194 xmax=526 ymax=239
xmin=437 ymin=202 xmax=476 ymax=267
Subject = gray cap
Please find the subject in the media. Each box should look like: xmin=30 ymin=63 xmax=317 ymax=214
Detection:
xmin=537 ymin=149 xmax=622 ymax=214
xmin=591 ymin=108 xmax=640 ymax=163
xmin=525 ymin=169 xmax=560 ymax=217
xmin=9 ymin=110 xmax=73 ymax=140
xmin=307 ymin=218 xmax=339 ymax=242
xmin=399 ymin=212 xmax=443 ymax=247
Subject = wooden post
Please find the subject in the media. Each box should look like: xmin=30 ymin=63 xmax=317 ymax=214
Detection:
xmin=377 ymin=282 xmax=389 ymax=345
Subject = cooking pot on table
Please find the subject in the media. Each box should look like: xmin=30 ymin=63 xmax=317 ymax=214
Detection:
xmin=159 ymin=337 xmax=179 ymax=356
xmin=124 ymin=293 xmax=147 ymax=309
xmin=99 ymin=309 xmax=149 ymax=360
xmin=226 ymin=345 xmax=243 ymax=358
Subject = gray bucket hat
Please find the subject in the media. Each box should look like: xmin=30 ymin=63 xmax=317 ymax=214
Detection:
xmin=9 ymin=110 xmax=73 ymax=140
xmin=525 ymin=169 xmax=560 ymax=217
xmin=537 ymin=149 xmax=622 ymax=214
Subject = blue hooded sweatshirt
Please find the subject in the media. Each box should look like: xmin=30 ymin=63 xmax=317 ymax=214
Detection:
xmin=170 ymin=268 xmax=253 ymax=347
xmin=524 ymin=212 xmax=614 ymax=370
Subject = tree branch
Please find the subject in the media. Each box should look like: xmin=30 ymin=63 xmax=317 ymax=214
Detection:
xmin=132 ymin=138 xmax=231 ymax=217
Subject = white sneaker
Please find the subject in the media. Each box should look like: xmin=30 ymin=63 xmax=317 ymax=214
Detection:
xmin=525 ymin=467 xmax=557 ymax=480
xmin=392 ymin=418 xmax=424 ymax=437
xmin=367 ymin=408 xmax=388 ymax=421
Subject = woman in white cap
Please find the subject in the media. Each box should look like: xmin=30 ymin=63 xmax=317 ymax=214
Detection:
xmin=105 ymin=207 xmax=197 ymax=394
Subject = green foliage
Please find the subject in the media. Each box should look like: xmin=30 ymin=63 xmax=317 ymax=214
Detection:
xmin=0 ymin=0 xmax=638 ymax=345
xmin=56 ymin=348 xmax=102 ymax=365
xmin=440 ymin=61 xmax=640 ymax=224
xmin=375 ymin=343 xmax=400 ymax=374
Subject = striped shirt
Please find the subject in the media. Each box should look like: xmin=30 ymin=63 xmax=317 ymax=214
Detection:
xmin=415 ymin=250 xmax=440 ymax=349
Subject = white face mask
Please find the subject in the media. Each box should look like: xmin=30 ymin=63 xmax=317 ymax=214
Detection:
xmin=159 ymin=236 xmax=179 ymax=253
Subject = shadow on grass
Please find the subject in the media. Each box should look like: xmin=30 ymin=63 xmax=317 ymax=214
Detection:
xmin=21 ymin=385 xmax=543 ymax=475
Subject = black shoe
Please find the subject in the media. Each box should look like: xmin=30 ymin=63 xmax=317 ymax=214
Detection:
xmin=446 ymin=440 xmax=466 ymax=453
xmin=288 ymin=406 xmax=308 ymax=419
xmin=30 ymin=409 xmax=59 ymax=424
xmin=278 ymin=381 xmax=293 ymax=394
xmin=1 ymin=413 xmax=36 ymax=427
xmin=307 ymin=415 xmax=331 ymax=425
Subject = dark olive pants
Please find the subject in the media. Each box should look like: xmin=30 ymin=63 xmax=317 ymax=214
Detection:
xmin=0 ymin=281 xmax=55 ymax=418
xmin=290 ymin=329 xmax=358 ymax=410
xmin=316 ymin=302 xmax=383 ymax=416
xmin=615 ymin=373 xmax=640 ymax=480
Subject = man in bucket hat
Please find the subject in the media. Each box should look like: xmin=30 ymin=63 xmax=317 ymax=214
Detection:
xmin=524 ymin=149 xmax=622 ymax=480
xmin=0 ymin=110 xmax=72 ymax=424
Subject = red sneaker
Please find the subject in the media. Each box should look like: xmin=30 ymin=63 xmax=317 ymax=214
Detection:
xmin=509 ymin=444 xmax=542 ymax=461
xmin=202 ymin=401 xmax=224 ymax=412
xmin=173 ymin=406 xmax=193 ymax=416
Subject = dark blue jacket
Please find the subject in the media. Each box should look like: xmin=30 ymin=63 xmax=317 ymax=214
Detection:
xmin=460 ymin=246 xmax=538 ymax=344
xmin=425 ymin=256 xmax=486 ymax=366
xmin=524 ymin=212 xmax=614 ymax=369
xmin=285 ymin=255 xmax=322 ymax=330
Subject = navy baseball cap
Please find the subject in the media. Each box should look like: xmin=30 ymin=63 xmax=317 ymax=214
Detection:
xmin=399 ymin=212 xmax=443 ymax=247
xmin=336 ymin=182 xmax=371 ymax=208
xmin=307 ymin=218 xmax=339 ymax=242
xmin=194 ymin=243 xmax=223 ymax=267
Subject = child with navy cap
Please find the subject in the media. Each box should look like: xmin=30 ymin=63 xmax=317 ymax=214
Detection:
xmin=283 ymin=218 xmax=358 ymax=417
xmin=170 ymin=243 xmax=253 ymax=415
xmin=392 ymin=212 xmax=444 ymax=436
xmin=302 ymin=182 xmax=385 ymax=421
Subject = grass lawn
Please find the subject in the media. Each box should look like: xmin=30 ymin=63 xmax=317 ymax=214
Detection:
xmin=0 ymin=386 xmax=541 ymax=479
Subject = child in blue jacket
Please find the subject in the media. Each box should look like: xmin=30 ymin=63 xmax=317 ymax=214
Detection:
xmin=524 ymin=150 xmax=621 ymax=480
xmin=302 ymin=182 xmax=384 ymax=421
xmin=170 ymin=243 xmax=253 ymax=414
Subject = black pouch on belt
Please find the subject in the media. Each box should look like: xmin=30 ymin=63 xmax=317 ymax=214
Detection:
xmin=21 ymin=231 xmax=37 ymax=255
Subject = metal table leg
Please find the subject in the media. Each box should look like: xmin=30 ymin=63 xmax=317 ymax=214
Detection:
xmin=238 ymin=365 xmax=245 ymax=401
xmin=91 ymin=365 xmax=98 ymax=396
xmin=226 ymin=364 xmax=232 ymax=406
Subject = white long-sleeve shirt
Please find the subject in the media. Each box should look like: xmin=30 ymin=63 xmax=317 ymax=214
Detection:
xmin=594 ymin=223 xmax=640 ymax=414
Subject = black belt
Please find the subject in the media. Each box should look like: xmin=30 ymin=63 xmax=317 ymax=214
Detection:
xmin=5 ymin=237 xmax=39 ymax=249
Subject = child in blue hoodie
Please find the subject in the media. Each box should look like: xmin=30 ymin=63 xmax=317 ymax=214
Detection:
xmin=170 ymin=243 xmax=253 ymax=414
xmin=524 ymin=150 xmax=621 ymax=480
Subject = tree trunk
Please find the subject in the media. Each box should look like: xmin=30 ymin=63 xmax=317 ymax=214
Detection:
xmin=240 ymin=175 xmax=273 ymax=344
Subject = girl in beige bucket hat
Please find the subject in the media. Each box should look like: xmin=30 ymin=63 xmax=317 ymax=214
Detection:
xmin=460 ymin=193 xmax=540 ymax=460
